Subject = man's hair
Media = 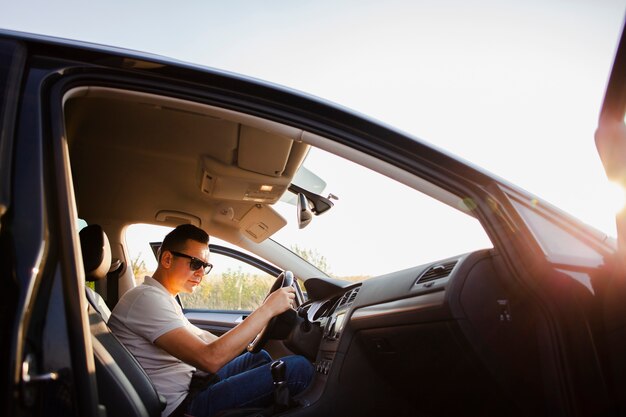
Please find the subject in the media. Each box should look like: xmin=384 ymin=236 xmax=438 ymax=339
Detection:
xmin=159 ymin=224 xmax=209 ymax=259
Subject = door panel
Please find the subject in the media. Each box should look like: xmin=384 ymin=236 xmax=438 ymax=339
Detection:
xmin=184 ymin=311 xmax=246 ymax=336
xmin=0 ymin=38 xmax=25 ymax=416
xmin=0 ymin=39 xmax=25 ymax=226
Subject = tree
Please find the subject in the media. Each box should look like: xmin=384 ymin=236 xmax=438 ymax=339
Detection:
xmin=290 ymin=245 xmax=372 ymax=282
xmin=222 ymin=267 xmax=247 ymax=310
xmin=291 ymin=245 xmax=331 ymax=273
xmin=180 ymin=268 xmax=274 ymax=310
xmin=221 ymin=267 xmax=273 ymax=310
xmin=131 ymin=252 xmax=148 ymax=279
xmin=179 ymin=279 xmax=214 ymax=309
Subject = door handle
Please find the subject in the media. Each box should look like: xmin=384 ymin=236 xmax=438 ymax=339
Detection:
xmin=22 ymin=353 xmax=59 ymax=384
xmin=20 ymin=353 xmax=60 ymax=407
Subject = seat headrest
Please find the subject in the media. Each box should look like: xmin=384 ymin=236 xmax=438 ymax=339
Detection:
xmin=79 ymin=224 xmax=112 ymax=281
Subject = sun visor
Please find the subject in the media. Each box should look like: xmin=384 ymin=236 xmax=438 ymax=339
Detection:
xmin=240 ymin=204 xmax=287 ymax=243
xmin=238 ymin=126 xmax=293 ymax=177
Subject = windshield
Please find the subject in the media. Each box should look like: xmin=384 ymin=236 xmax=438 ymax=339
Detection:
xmin=269 ymin=147 xmax=492 ymax=279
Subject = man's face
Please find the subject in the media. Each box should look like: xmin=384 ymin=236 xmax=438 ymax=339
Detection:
xmin=165 ymin=239 xmax=210 ymax=294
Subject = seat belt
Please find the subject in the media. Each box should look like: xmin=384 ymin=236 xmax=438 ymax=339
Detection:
xmin=106 ymin=259 xmax=124 ymax=311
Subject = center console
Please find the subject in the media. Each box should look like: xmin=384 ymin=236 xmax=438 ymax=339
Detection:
xmin=315 ymin=286 xmax=360 ymax=375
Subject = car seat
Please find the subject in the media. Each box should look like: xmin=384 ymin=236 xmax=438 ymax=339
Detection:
xmin=79 ymin=224 xmax=166 ymax=417
xmin=79 ymin=224 xmax=116 ymax=321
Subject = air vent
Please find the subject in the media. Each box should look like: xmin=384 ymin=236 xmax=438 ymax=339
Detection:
xmin=338 ymin=287 xmax=361 ymax=307
xmin=338 ymin=293 xmax=349 ymax=307
xmin=416 ymin=261 xmax=457 ymax=284
xmin=347 ymin=287 xmax=360 ymax=304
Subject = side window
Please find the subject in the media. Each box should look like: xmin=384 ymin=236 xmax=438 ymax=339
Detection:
xmin=180 ymin=252 xmax=275 ymax=311
xmin=509 ymin=197 xmax=605 ymax=267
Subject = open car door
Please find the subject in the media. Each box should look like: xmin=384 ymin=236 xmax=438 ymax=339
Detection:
xmin=594 ymin=18 xmax=626 ymax=416
xmin=597 ymin=20 xmax=626 ymax=255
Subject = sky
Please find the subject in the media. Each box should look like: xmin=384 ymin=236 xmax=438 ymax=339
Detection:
xmin=3 ymin=0 xmax=626 ymax=275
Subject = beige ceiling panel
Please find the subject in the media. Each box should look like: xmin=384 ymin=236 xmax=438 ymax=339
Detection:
xmin=70 ymin=87 xmax=304 ymax=140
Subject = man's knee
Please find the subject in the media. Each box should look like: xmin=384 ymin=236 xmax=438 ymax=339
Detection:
xmin=282 ymin=355 xmax=314 ymax=390
xmin=283 ymin=355 xmax=311 ymax=371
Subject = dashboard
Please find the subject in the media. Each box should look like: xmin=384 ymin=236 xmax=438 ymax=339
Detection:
xmin=288 ymin=248 xmax=536 ymax=416
xmin=289 ymin=246 xmax=600 ymax=417
xmin=288 ymin=251 xmax=473 ymax=392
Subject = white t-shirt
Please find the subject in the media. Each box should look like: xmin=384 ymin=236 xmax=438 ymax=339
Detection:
xmin=109 ymin=276 xmax=205 ymax=417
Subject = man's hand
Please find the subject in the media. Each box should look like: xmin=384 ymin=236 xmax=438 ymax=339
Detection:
xmin=262 ymin=286 xmax=296 ymax=317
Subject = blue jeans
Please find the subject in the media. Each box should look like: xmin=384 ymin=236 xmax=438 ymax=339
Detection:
xmin=187 ymin=350 xmax=314 ymax=417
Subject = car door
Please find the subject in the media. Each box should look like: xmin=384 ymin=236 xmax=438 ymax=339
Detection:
xmin=594 ymin=21 xmax=626 ymax=417
xmin=596 ymin=23 xmax=626 ymax=245
xmin=0 ymin=37 xmax=102 ymax=417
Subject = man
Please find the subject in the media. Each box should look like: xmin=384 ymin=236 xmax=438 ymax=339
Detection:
xmin=108 ymin=224 xmax=313 ymax=417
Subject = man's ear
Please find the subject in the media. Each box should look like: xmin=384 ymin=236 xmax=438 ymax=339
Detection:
xmin=160 ymin=250 xmax=172 ymax=269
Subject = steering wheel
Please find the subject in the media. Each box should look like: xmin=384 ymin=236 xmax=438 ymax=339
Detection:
xmin=247 ymin=270 xmax=295 ymax=353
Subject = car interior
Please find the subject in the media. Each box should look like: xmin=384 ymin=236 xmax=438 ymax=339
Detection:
xmin=60 ymin=81 xmax=619 ymax=417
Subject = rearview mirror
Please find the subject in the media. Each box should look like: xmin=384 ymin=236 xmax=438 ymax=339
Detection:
xmin=289 ymin=184 xmax=335 ymax=215
xmin=297 ymin=193 xmax=313 ymax=229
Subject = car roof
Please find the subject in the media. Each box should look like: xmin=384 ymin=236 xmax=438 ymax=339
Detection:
xmin=2 ymin=28 xmax=611 ymax=250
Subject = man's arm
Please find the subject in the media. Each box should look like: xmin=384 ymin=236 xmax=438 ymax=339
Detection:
xmin=155 ymin=286 xmax=295 ymax=373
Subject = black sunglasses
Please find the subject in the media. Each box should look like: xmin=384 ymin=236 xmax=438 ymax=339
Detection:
xmin=170 ymin=251 xmax=213 ymax=275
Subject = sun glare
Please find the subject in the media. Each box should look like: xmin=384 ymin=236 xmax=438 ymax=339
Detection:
xmin=606 ymin=181 xmax=626 ymax=214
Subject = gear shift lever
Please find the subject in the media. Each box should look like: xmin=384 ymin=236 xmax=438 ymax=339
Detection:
xmin=270 ymin=360 xmax=290 ymax=412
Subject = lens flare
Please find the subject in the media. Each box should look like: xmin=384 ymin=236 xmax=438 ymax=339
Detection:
xmin=606 ymin=181 xmax=626 ymax=214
